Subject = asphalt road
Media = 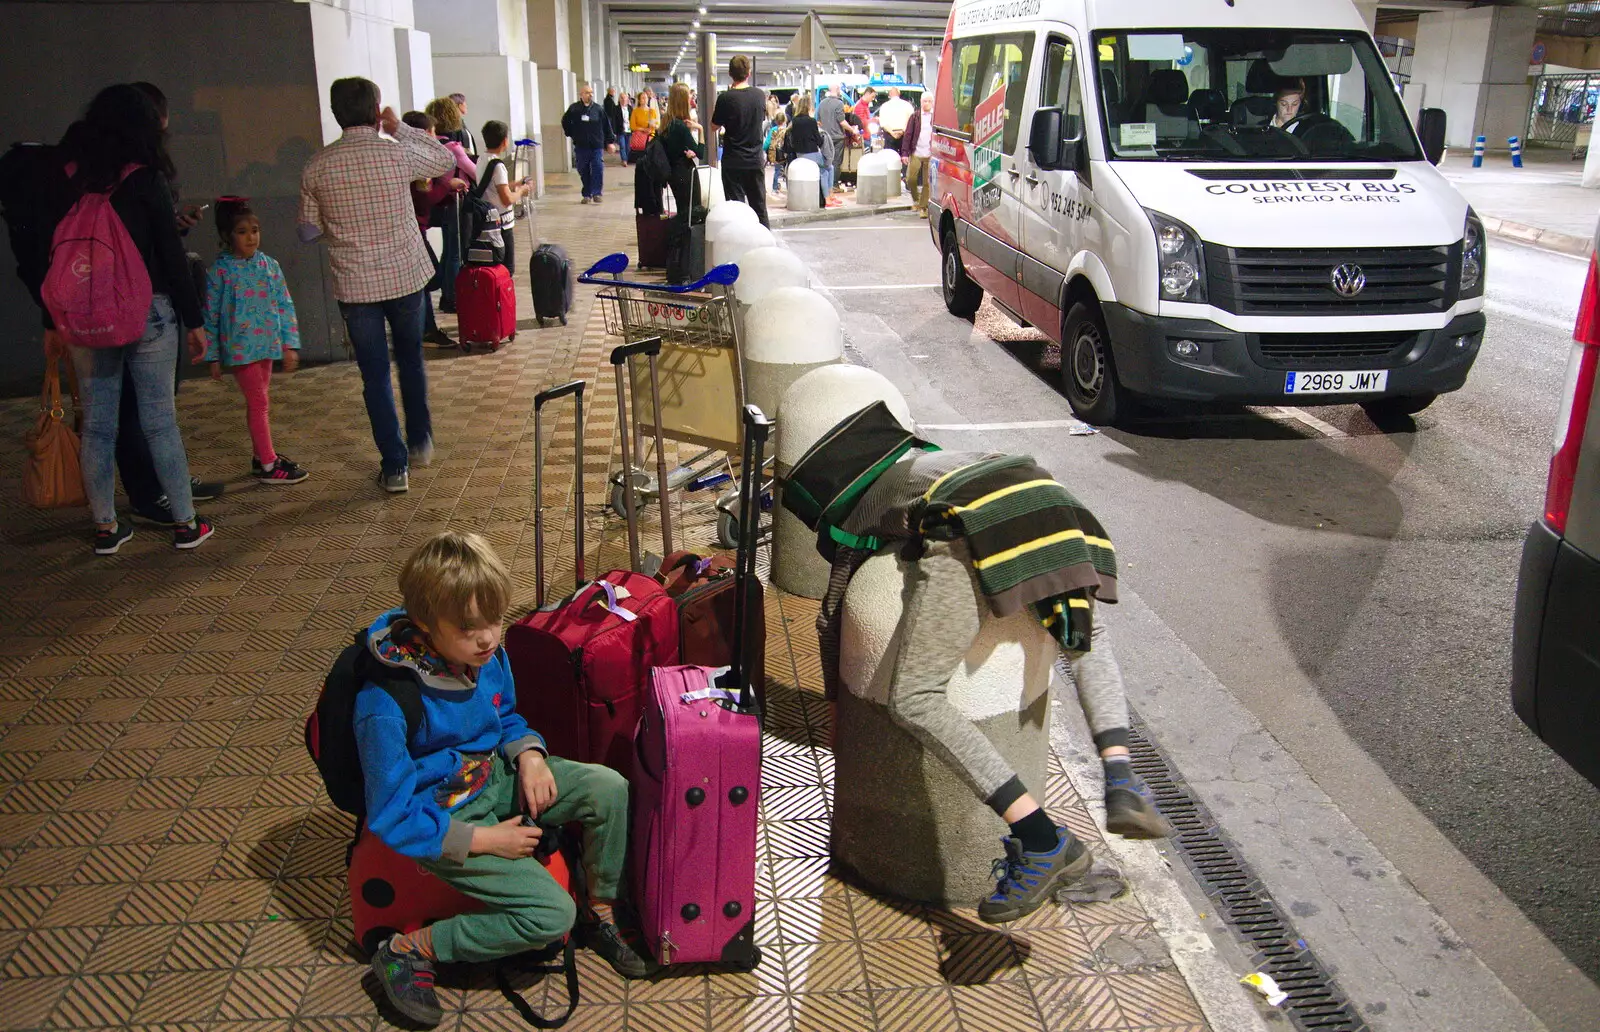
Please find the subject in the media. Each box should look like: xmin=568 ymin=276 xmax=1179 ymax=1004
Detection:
xmin=775 ymin=215 xmax=1600 ymax=1021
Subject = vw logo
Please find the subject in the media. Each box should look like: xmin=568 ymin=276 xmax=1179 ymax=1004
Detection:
xmin=1330 ymin=263 xmax=1367 ymax=298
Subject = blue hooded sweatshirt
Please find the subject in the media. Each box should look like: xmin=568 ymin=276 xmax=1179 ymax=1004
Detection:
xmin=353 ymin=608 xmax=545 ymax=863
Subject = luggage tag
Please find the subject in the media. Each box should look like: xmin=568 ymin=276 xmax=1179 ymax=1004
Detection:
xmin=591 ymin=580 xmax=638 ymax=622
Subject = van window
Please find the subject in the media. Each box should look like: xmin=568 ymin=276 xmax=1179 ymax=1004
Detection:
xmin=1043 ymin=38 xmax=1083 ymax=120
xmin=949 ymin=33 xmax=1036 ymax=150
xmin=1095 ymin=29 xmax=1421 ymax=162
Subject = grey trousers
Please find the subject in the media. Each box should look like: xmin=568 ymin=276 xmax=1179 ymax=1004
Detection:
xmin=886 ymin=543 xmax=1130 ymax=804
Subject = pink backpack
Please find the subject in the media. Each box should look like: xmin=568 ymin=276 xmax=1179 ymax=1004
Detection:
xmin=41 ymin=164 xmax=152 ymax=348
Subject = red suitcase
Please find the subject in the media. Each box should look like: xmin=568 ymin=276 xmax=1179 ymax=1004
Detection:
xmin=455 ymin=262 xmax=516 ymax=352
xmin=657 ymin=551 xmax=766 ymax=707
xmin=504 ymin=377 xmax=678 ymax=773
xmin=630 ymin=404 xmax=770 ymax=971
xmin=636 ymin=213 xmax=670 ymax=270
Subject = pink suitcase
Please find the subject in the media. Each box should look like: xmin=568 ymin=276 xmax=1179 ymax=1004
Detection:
xmin=630 ymin=405 xmax=770 ymax=971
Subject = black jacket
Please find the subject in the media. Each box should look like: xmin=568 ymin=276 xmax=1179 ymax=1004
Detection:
xmin=562 ymin=101 xmax=608 ymax=149
xmin=603 ymin=96 xmax=625 ymax=134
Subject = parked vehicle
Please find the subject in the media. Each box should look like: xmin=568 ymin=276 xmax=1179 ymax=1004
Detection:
xmin=928 ymin=0 xmax=1486 ymax=426
xmin=1511 ymin=220 xmax=1600 ymax=788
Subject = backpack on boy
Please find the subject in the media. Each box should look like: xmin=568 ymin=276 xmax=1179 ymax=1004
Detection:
xmin=38 ymin=161 xmax=153 ymax=348
xmin=304 ymin=630 xmax=424 ymax=818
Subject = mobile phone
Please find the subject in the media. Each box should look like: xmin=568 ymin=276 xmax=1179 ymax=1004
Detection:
xmin=193 ymin=203 xmax=210 ymax=215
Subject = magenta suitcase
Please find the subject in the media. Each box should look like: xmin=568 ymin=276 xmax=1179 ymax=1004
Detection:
xmin=631 ymin=405 xmax=770 ymax=971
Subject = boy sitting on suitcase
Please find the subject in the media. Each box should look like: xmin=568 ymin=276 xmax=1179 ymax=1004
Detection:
xmin=358 ymin=531 xmax=652 ymax=1028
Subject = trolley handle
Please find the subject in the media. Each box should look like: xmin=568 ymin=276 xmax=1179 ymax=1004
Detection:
xmin=535 ymin=380 xmax=584 ymax=407
xmin=577 ymin=252 xmax=741 ymax=292
xmin=514 ymin=138 xmax=539 ymax=147
xmin=609 ymin=338 xmax=662 ymax=365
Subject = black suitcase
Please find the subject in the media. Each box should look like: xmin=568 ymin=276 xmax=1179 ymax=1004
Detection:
xmin=666 ymin=166 xmax=710 ymax=286
xmin=530 ymin=243 xmax=572 ymax=326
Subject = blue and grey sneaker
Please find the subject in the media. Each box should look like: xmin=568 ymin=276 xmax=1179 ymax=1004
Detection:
xmin=370 ymin=936 xmax=443 ymax=1028
xmin=1105 ymin=767 xmax=1174 ymax=839
xmin=977 ymin=828 xmax=1093 ymax=924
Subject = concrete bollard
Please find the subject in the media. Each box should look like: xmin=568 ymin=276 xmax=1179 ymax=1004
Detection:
xmin=705 ymin=201 xmax=758 ymax=269
xmin=772 ymin=365 xmax=909 ymax=598
xmin=713 ymin=222 xmax=774 ymax=273
xmin=731 ymin=246 xmax=811 ymax=306
xmin=1473 ymin=135 xmax=1486 ymax=168
xmin=883 ymin=151 xmax=904 ymax=199
xmin=856 ymin=151 xmax=892 ymax=206
xmin=1509 ymin=135 xmax=1523 ymax=168
xmin=786 ymin=158 xmax=821 ymax=211
xmin=831 ymin=541 xmax=1055 ymax=905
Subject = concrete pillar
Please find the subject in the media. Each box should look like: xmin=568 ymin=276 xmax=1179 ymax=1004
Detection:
xmin=699 ymin=30 xmax=718 ymax=167
xmin=1411 ymin=6 xmax=1537 ymax=151
xmin=528 ymin=0 xmax=575 ymax=173
xmin=832 ymin=542 xmax=1056 ymax=905
xmin=866 ymin=53 xmax=880 ymax=78
xmin=395 ymin=27 xmax=436 ymax=112
xmin=1352 ymin=0 xmax=1380 ymax=35
xmin=920 ymin=48 xmax=940 ymax=88
xmin=568 ymin=0 xmax=592 ymax=83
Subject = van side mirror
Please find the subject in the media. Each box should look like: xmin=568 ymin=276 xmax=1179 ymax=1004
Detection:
xmin=1029 ymin=107 xmax=1074 ymax=170
xmin=1418 ymin=108 xmax=1446 ymax=165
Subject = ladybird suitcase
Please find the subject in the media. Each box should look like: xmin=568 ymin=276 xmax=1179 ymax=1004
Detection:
xmin=455 ymin=261 xmax=516 ymax=351
xmin=630 ymin=404 xmax=770 ymax=970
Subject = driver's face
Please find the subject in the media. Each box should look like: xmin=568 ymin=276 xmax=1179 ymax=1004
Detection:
xmin=1277 ymin=93 xmax=1302 ymax=122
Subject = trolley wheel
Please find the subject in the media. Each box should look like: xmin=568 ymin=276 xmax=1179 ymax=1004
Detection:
xmin=717 ymin=509 xmax=740 ymax=550
xmin=560 ymin=315 xmax=568 ymax=326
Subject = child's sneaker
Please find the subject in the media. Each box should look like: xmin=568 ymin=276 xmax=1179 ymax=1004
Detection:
xmin=93 ymin=522 xmax=134 ymax=555
xmin=251 ymin=455 xmax=309 ymax=485
xmin=378 ymin=470 xmax=409 ymax=494
xmin=173 ymin=517 xmax=215 ymax=550
xmin=1104 ymin=760 xmax=1173 ymax=839
xmin=579 ymin=912 xmax=656 ymax=979
xmin=370 ymin=936 xmax=443 ymax=1028
xmin=977 ymin=827 xmax=1093 ymax=925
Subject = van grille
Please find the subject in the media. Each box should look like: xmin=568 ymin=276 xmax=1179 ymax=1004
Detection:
xmin=1208 ymin=245 xmax=1455 ymax=316
xmin=1253 ymin=332 xmax=1415 ymax=369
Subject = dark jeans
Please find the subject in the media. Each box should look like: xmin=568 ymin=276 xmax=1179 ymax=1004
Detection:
xmin=720 ymin=165 xmax=769 ymax=227
xmin=339 ymin=290 xmax=430 ymax=476
xmin=432 ymin=202 xmax=463 ymax=309
xmin=617 ymin=131 xmax=631 ymax=164
xmin=501 ymin=226 xmax=516 ymax=278
xmin=575 ymin=146 xmax=605 ymax=198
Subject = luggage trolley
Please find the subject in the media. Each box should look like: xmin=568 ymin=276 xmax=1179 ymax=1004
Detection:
xmin=578 ymin=253 xmax=772 ymax=549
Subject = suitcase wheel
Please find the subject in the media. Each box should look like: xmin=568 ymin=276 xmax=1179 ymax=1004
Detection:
xmin=560 ymin=315 xmax=568 ymax=326
xmin=732 ymin=945 xmax=762 ymax=973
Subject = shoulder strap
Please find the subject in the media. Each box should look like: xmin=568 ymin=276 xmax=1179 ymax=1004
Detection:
xmin=351 ymin=632 xmax=425 ymax=743
xmin=473 ymin=158 xmax=505 ymax=200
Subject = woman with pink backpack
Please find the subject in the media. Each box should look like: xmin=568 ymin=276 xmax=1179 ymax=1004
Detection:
xmin=42 ymin=84 xmax=215 ymax=554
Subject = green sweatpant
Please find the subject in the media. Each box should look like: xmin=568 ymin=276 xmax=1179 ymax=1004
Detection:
xmin=421 ymin=754 xmax=629 ymax=964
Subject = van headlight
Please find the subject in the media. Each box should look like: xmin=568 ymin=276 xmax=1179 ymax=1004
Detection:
xmin=1146 ymin=210 xmax=1208 ymax=303
xmin=1460 ymin=210 xmax=1485 ymax=298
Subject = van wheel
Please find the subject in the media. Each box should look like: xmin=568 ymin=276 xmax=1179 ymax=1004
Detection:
xmin=1062 ymin=302 xmax=1123 ymax=426
xmin=941 ymin=229 xmax=983 ymax=319
xmin=1361 ymin=393 xmax=1436 ymax=422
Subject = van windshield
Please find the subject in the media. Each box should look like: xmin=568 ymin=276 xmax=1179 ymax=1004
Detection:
xmin=1094 ymin=29 xmax=1421 ymax=162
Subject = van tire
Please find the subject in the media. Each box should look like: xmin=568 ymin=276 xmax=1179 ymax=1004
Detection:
xmin=941 ymin=228 xmax=983 ymax=319
xmin=1062 ymin=301 xmax=1123 ymax=426
xmin=1361 ymin=393 xmax=1437 ymax=421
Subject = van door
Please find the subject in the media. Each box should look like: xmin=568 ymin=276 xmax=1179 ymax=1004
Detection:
xmin=951 ymin=31 xmax=1037 ymax=309
xmin=1019 ymin=32 xmax=1093 ymax=334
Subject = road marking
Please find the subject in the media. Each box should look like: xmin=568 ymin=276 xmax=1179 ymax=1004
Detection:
xmin=822 ymin=282 xmax=941 ymax=291
xmin=774 ymin=225 xmax=929 ymax=232
xmin=920 ymin=419 xmax=1098 ymax=432
xmin=1485 ymin=299 xmax=1575 ymax=333
xmin=1267 ymin=406 xmax=1349 ymax=439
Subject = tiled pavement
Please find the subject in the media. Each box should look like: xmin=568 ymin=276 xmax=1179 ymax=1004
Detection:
xmin=0 ymin=162 xmax=1209 ymax=1031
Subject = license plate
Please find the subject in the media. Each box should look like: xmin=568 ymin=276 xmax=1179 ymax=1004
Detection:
xmin=1283 ymin=370 xmax=1388 ymax=395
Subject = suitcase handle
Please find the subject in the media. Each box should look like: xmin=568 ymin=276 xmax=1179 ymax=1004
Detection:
xmin=578 ymin=252 xmax=739 ymax=292
xmin=718 ymin=404 xmax=772 ymax=711
xmin=534 ymin=380 xmax=587 ymax=607
xmin=611 ymin=336 xmax=673 ymax=568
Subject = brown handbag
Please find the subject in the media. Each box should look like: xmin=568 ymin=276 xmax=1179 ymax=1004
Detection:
xmin=23 ymin=357 xmax=88 ymax=509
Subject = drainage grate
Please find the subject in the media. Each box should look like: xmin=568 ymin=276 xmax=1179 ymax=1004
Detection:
xmin=1127 ymin=723 xmax=1371 ymax=1032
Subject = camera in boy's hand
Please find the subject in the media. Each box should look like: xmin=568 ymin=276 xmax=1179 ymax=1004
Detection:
xmin=473 ymin=814 xmax=544 ymax=859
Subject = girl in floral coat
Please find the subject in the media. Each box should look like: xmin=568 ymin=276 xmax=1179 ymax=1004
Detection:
xmin=204 ymin=198 xmax=307 ymax=484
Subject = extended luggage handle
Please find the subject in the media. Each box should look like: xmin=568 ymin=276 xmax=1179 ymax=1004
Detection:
xmin=719 ymin=404 xmax=772 ymax=710
xmin=577 ymin=252 xmax=739 ymax=292
xmin=534 ymin=380 xmax=587 ymax=608
xmin=610 ymin=337 xmax=673 ymax=571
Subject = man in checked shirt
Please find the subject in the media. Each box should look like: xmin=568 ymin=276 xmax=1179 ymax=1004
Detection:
xmin=300 ymin=77 xmax=455 ymax=494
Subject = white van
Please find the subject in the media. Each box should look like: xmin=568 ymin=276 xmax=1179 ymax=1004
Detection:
xmin=928 ymin=0 xmax=1486 ymax=425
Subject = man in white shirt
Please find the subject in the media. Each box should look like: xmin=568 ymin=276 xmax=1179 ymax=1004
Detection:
xmin=901 ymin=93 xmax=935 ymax=218
xmin=876 ymin=87 xmax=915 ymax=150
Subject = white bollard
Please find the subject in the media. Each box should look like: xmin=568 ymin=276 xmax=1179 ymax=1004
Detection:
xmin=705 ymin=201 xmax=758 ymax=266
xmin=786 ymin=158 xmax=821 ymax=211
xmin=883 ymin=151 xmax=904 ymax=199
xmin=731 ymin=246 xmax=811 ymax=306
xmin=772 ymin=365 xmax=911 ymax=598
xmin=856 ymin=151 xmax=892 ymax=206
xmin=713 ymin=222 xmax=774 ymax=272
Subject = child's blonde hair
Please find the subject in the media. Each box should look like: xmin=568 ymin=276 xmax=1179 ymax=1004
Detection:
xmin=399 ymin=532 xmax=512 ymax=629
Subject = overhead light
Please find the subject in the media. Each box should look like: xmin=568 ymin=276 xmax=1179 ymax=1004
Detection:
xmin=698 ymin=5 xmax=707 ymax=12
xmin=692 ymin=20 xmax=700 ymax=27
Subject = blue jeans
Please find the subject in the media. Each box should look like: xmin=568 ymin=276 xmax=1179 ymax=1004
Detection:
xmin=339 ymin=290 xmax=431 ymax=476
xmin=70 ymin=295 xmax=195 ymax=525
xmin=772 ymin=162 xmax=785 ymax=192
xmin=618 ymin=132 xmax=631 ymax=164
xmin=575 ymin=146 xmax=604 ymax=198
xmin=798 ymin=151 xmax=830 ymax=202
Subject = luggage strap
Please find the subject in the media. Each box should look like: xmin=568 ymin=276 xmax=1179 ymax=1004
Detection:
xmin=495 ymin=828 xmax=585 ymax=1028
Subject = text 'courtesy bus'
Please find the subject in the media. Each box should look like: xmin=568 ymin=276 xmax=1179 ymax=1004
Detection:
xmin=928 ymin=0 xmax=1486 ymax=426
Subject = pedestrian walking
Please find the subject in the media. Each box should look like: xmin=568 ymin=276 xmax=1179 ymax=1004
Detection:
xmin=562 ymin=83 xmax=614 ymax=204
xmin=764 ymin=112 xmax=789 ymax=195
xmin=299 ymin=77 xmax=455 ymax=494
xmin=710 ymin=55 xmax=770 ymax=227
xmin=902 ymin=93 xmax=934 ymax=218
xmin=202 ymin=197 xmax=308 ymax=485
xmin=877 ymin=86 xmax=914 ymax=152
xmin=604 ymin=87 xmax=629 ymax=164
